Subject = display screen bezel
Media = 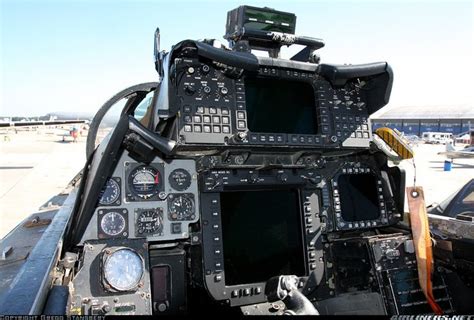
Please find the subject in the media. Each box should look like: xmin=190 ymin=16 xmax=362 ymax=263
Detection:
xmin=336 ymin=172 xmax=382 ymax=223
xmin=219 ymin=188 xmax=307 ymax=286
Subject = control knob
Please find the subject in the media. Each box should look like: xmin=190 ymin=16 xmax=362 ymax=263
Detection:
xmin=203 ymin=85 xmax=211 ymax=94
xmin=230 ymin=131 xmax=247 ymax=143
xmin=220 ymin=87 xmax=229 ymax=95
xmin=201 ymin=64 xmax=210 ymax=74
xmin=184 ymin=85 xmax=196 ymax=95
xmin=187 ymin=67 xmax=195 ymax=74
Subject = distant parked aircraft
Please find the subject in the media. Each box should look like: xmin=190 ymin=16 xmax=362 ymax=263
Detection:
xmin=438 ymin=143 xmax=474 ymax=159
xmin=0 ymin=117 xmax=87 ymax=128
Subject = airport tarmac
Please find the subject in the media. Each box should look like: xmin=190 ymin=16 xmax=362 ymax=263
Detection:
xmin=398 ymin=143 xmax=474 ymax=210
xmin=0 ymin=131 xmax=473 ymax=239
xmin=0 ymin=130 xmax=86 ymax=238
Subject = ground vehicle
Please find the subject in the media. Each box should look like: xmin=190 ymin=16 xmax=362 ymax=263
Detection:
xmin=422 ymin=132 xmax=453 ymax=144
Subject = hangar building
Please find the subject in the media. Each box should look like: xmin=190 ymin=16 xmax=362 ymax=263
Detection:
xmin=371 ymin=105 xmax=473 ymax=136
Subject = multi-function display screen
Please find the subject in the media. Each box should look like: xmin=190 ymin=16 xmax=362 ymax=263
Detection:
xmin=338 ymin=174 xmax=380 ymax=221
xmin=245 ymin=77 xmax=317 ymax=135
xmin=220 ymin=189 xmax=305 ymax=286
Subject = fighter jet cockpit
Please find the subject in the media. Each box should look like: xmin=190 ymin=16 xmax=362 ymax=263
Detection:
xmin=1 ymin=5 xmax=468 ymax=316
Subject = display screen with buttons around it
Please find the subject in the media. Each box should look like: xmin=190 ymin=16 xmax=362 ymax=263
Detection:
xmin=220 ymin=189 xmax=305 ymax=285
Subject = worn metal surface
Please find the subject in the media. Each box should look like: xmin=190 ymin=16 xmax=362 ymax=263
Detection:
xmin=0 ymin=209 xmax=58 ymax=299
xmin=0 ymin=190 xmax=77 ymax=315
xmin=429 ymin=214 xmax=474 ymax=240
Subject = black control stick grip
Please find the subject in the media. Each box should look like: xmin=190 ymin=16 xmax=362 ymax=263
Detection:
xmin=265 ymin=276 xmax=319 ymax=315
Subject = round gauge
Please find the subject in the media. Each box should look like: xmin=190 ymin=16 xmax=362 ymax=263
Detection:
xmin=100 ymin=211 xmax=126 ymax=236
xmin=103 ymin=248 xmax=144 ymax=291
xmin=136 ymin=209 xmax=163 ymax=235
xmin=98 ymin=178 xmax=120 ymax=205
xmin=168 ymin=168 xmax=192 ymax=191
xmin=169 ymin=195 xmax=195 ymax=220
xmin=129 ymin=165 xmax=162 ymax=199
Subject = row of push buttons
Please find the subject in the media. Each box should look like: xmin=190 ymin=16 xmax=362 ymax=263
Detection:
xmin=303 ymin=194 xmax=317 ymax=271
xmin=185 ymin=115 xmax=231 ymax=125
xmin=184 ymin=124 xmax=231 ymax=134
xmin=183 ymin=105 xmax=230 ymax=115
xmin=231 ymin=286 xmax=262 ymax=298
xmin=247 ymin=134 xmax=325 ymax=145
xmin=182 ymin=105 xmax=232 ymax=134
xmin=334 ymin=115 xmax=370 ymax=139
xmin=208 ymin=197 xmax=224 ymax=283
xmin=258 ymin=67 xmax=314 ymax=80
xmin=236 ymin=111 xmax=247 ymax=130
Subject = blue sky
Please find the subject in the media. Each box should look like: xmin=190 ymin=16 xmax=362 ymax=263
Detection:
xmin=0 ymin=0 xmax=472 ymax=116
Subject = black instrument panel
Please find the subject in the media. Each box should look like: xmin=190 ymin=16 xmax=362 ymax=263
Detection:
xmin=175 ymin=59 xmax=372 ymax=148
xmin=198 ymin=159 xmax=402 ymax=306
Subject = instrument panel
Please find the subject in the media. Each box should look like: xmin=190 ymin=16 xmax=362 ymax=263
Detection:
xmin=80 ymin=154 xmax=200 ymax=243
xmin=174 ymin=59 xmax=373 ymax=149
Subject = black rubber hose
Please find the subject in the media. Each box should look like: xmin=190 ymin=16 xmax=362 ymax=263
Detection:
xmin=86 ymin=82 xmax=159 ymax=158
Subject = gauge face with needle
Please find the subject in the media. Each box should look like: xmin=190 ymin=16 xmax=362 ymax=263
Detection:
xmin=103 ymin=248 xmax=144 ymax=292
xmin=136 ymin=209 xmax=163 ymax=235
xmin=99 ymin=211 xmax=127 ymax=237
xmin=98 ymin=178 xmax=121 ymax=206
xmin=128 ymin=165 xmax=162 ymax=200
xmin=168 ymin=194 xmax=195 ymax=221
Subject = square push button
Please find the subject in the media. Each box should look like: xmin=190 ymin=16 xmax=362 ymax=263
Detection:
xmin=171 ymin=223 xmax=181 ymax=234
xmin=196 ymin=106 xmax=205 ymax=114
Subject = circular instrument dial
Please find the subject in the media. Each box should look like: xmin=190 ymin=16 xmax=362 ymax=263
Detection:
xmin=169 ymin=194 xmax=195 ymax=220
xmin=136 ymin=209 xmax=163 ymax=235
xmin=98 ymin=178 xmax=120 ymax=205
xmin=103 ymin=248 xmax=144 ymax=291
xmin=100 ymin=211 xmax=126 ymax=236
xmin=168 ymin=168 xmax=192 ymax=191
xmin=129 ymin=165 xmax=162 ymax=199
